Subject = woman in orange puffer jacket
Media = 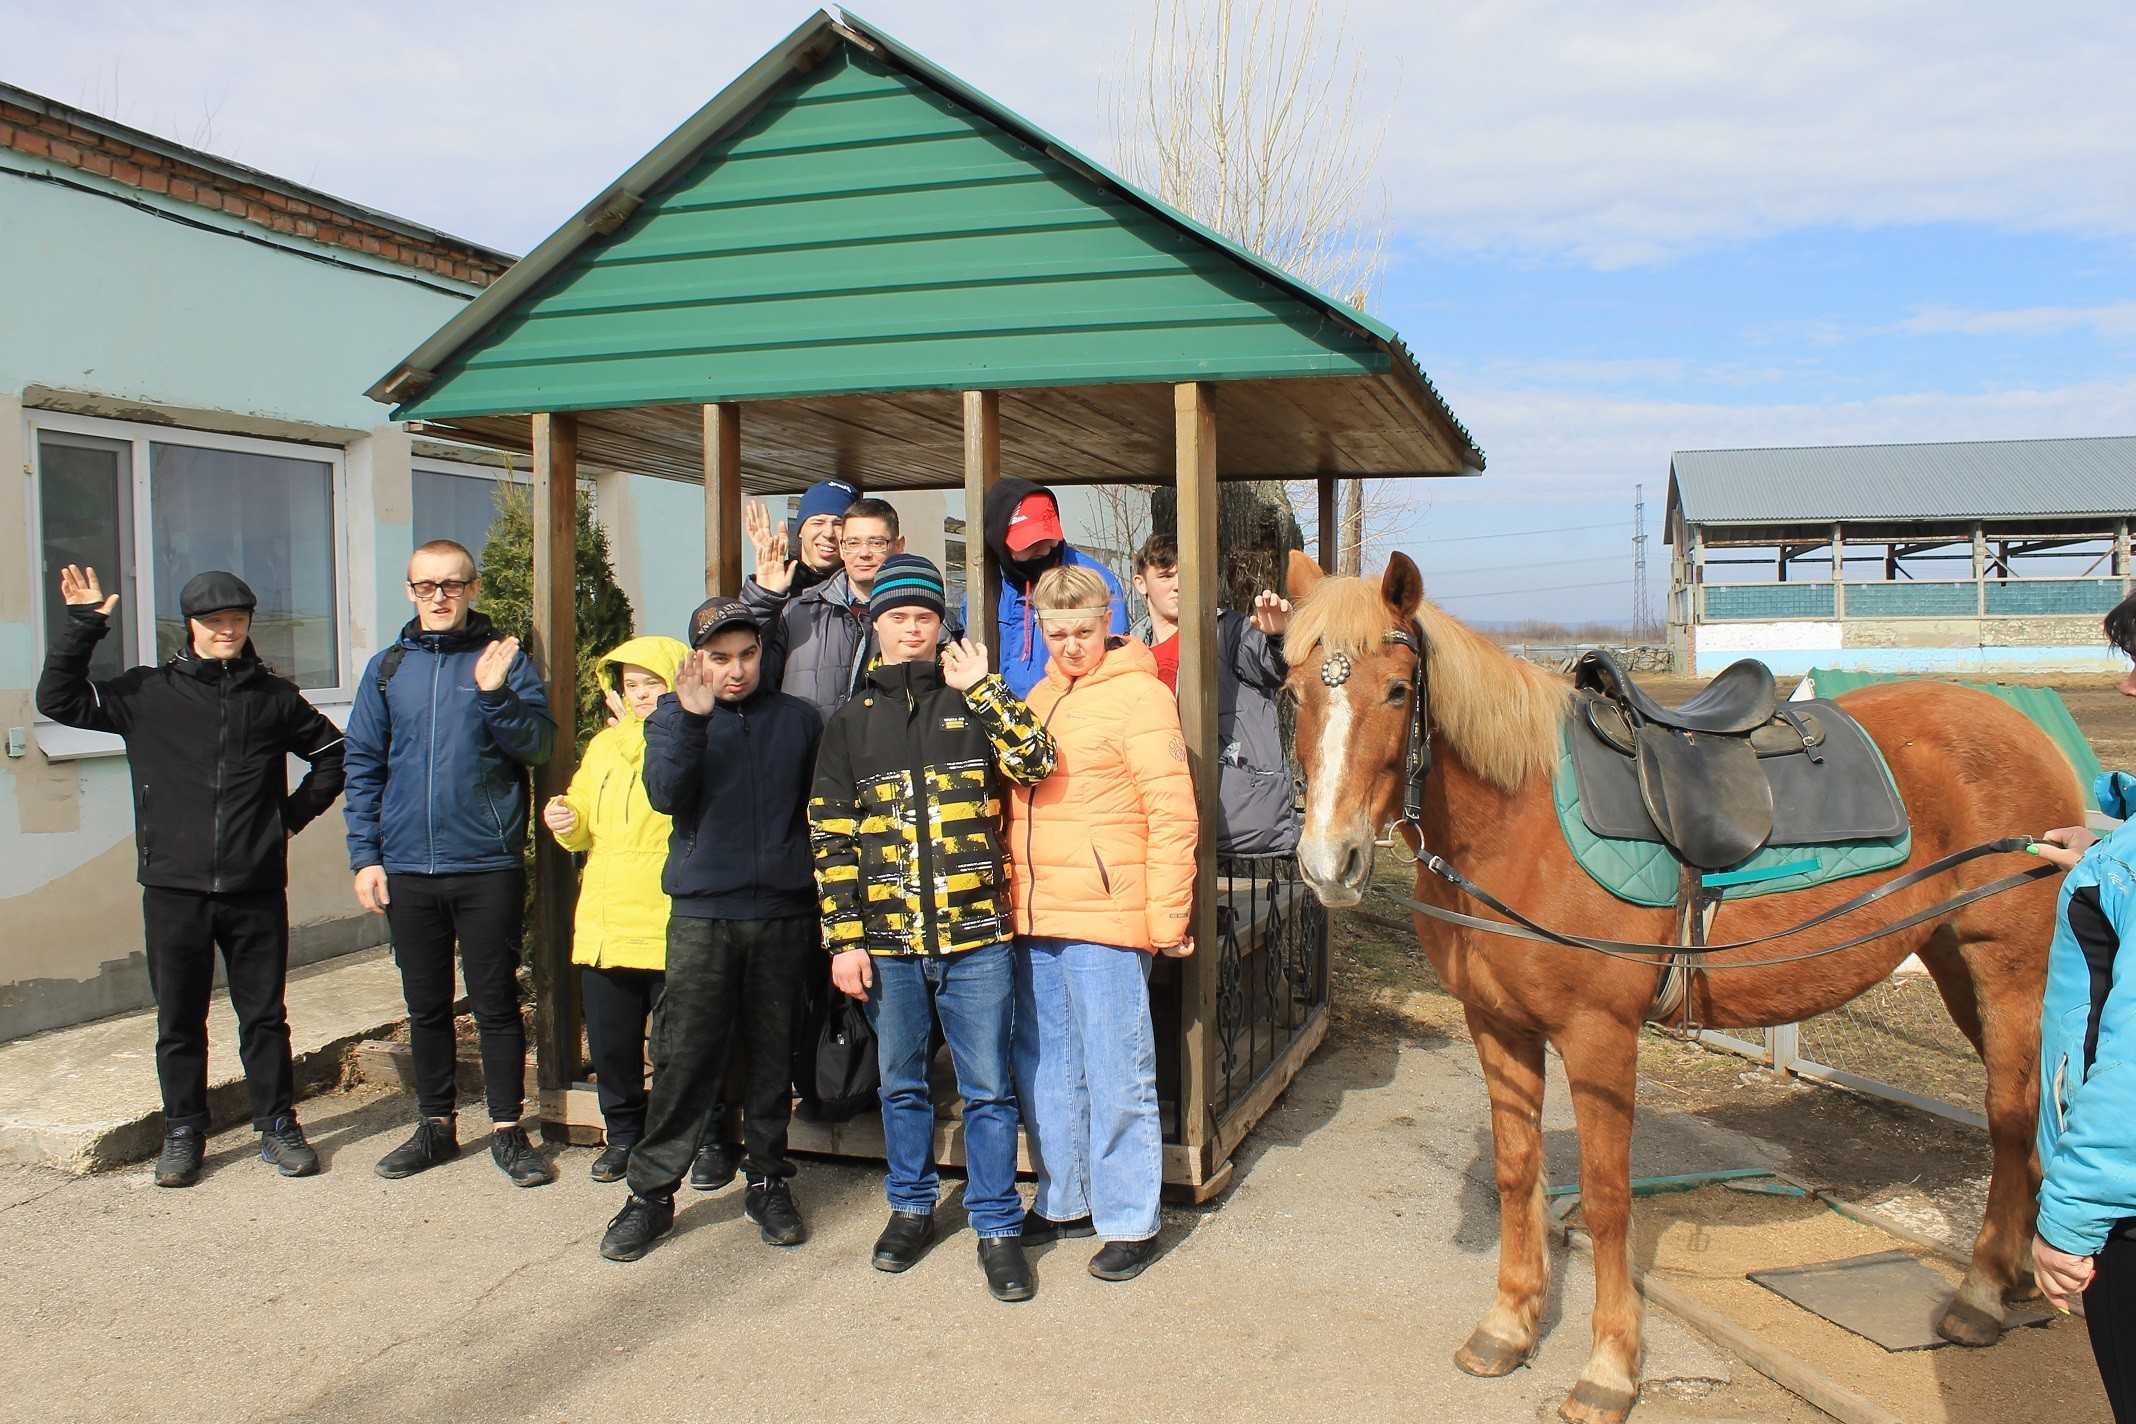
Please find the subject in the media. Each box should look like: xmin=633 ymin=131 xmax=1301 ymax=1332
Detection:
xmin=1006 ymin=564 xmax=1198 ymax=1282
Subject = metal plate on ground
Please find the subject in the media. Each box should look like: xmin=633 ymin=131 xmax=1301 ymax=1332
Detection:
xmin=1748 ymin=1250 xmax=2051 ymax=1351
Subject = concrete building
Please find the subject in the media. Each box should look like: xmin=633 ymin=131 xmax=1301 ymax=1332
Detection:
xmin=0 ymin=83 xmax=963 ymax=1041
xmin=1666 ymin=437 xmax=2134 ymax=677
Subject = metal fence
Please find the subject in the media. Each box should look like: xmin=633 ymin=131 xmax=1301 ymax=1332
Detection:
xmin=1697 ymin=967 xmax=1988 ymax=1128
xmin=1211 ymin=855 xmax=1329 ymax=1120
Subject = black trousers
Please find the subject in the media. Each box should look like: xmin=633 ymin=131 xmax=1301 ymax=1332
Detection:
xmin=627 ymin=914 xmax=812 ymax=1198
xmin=384 ymin=870 xmax=526 ymax=1123
xmin=142 ymin=888 xmax=294 ymax=1132
xmin=2090 ymin=1230 xmax=2136 ymax=1424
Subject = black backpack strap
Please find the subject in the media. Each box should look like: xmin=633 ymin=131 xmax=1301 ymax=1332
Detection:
xmin=375 ymin=644 xmax=408 ymax=694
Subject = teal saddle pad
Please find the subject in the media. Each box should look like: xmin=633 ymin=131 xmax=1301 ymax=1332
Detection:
xmin=1553 ymin=726 xmax=1911 ymax=908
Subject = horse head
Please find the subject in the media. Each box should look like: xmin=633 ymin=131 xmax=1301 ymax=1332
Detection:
xmin=1283 ymin=548 xmax=1427 ymax=907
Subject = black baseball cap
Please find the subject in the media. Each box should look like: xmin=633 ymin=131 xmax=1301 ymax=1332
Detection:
xmin=687 ymin=596 xmax=759 ymax=648
xmin=178 ymin=571 xmax=257 ymax=620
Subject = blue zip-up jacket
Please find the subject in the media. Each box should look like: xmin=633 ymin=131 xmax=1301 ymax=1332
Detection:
xmin=343 ymin=613 xmax=557 ymax=875
xmin=962 ymin=477 xmax=1131 ymax=700
xmin=2037 ymin=770 xmax=2136 ymax=1256
xmin=642 ymin=681 xmax=822 ymax=921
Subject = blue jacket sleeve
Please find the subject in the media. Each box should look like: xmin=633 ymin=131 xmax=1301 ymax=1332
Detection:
xmin=641 ymin=695 xmax=709 ymax=821
xmin=2100 ymin=771 xmax=2135 ymax=822
xmin=342 ymin=658 xmax=391 ymax=871
xmin=2038 ymin=855 xmax=2136 ymax=1255
xmin=478 ymin=649 xmax=557 ymax=767
xmin=1103 ymin=563 xmax=1129 ymax=635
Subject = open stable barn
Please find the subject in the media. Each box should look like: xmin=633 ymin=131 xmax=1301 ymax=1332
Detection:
xmin=1667 ymin=437 xmax=2135 ymax=679
xmin=370 ymin=8 xmax=1480 ymax=1196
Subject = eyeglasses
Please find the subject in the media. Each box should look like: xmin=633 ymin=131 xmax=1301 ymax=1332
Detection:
xmin=838 ymin=536 xmax=893 ymax=553
xmin=408 ymin=579 xmax=474 ymax=599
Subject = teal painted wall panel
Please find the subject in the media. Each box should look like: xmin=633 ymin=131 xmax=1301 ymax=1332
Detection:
xmin=401 ymin=48 xmax=1382 ymax=421
xmin=1704 ymin=583 xmax=1837 ymax=620
xmin=1984 ymin=578 xmax=2127 ymax=616
xmin=1844 ymin=581 xmax=1979 ymax=617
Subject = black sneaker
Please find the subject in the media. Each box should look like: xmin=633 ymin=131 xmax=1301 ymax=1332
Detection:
xmin=871 ymin=1210 xmax=936 ymax=1272
xmin=689 ymin=1141 xmax=739 ymax=1191
xmin=746 ymin=1176 xmax=807 ymax=1247
xmin=979 ymin=1236 xmax=1036 ymax=1302
xmin=589 ymin=1143 xmax=632 ymax=1183
xmin=599 ymin=1193 xmax=675 ymax=1262
xmin=154 ymin=1125 xmax=205 ymax=1188
xmin=258 ymin=1115 xmax=319 ymax=1178
xmin=1089 ymin=1236 xmax=1161 ymax=1281
xmin=490 ymin=1125 xmax=557 ymax=1187
xmin=1018 ymin=1209 xmax=1096 ymax=1245
xmin=375 ymin=1116 xmax=459 ymax=1179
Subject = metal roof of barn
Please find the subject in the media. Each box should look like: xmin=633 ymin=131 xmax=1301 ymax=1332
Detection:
xmin=1669 ymin=435 xmax=2136 ymax=530
xmin=368 ymin=8 xmax=1480 ymax=493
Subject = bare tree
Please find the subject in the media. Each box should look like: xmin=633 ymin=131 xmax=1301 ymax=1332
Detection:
xmin=1105 ymin=0 xmax=1396 ymax=583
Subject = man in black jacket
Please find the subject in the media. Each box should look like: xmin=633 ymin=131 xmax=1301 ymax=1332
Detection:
xmin=598 ymin=597 xmax=824 ymax=1262
xmin=37 ymin=565 xmax=346 ymax=1187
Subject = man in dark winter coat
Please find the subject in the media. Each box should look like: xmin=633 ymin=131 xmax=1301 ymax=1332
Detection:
xmin=344 ymin=539 xmax=558 ymax=1189
xmin=967 ymin=478 xmax=1127 ymax=699
xmin=1131 ymin=534 xmax=1300 ymax=857
xmin=599 ymin=597 xmax=824 ymax=1262
xmin=741 ymin=486 xmax=905 ymax=722
xmin=37 ymin=565 xmax=345 ymax=1188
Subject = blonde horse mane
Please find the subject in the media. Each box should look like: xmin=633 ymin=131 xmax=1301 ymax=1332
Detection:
xmin=1286 ymin=573 xmax=1569 ymax=793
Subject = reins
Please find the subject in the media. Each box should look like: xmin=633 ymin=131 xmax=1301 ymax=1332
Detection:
xmin=1356 ymin=619 xmax=2060 ymax=970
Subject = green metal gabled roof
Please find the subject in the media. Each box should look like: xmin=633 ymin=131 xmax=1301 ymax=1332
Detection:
xmin=372 ymin=9 xmax=1478 ymax=472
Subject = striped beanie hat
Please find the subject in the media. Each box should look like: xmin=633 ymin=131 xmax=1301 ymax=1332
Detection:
xmin=869 ymin=553 xmax=946 ymax=621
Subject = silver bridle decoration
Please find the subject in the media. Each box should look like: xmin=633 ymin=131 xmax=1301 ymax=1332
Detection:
xmin=1319 ymin=650 xmax=1352 ymax=687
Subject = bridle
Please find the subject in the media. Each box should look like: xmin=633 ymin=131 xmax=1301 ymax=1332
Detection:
xmin=1317 ymin=617 xmax=1433 ymax=831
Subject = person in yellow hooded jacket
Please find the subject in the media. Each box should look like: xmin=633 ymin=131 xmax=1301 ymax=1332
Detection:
xmin=543 ymin=635 xmax=722 ymax=1184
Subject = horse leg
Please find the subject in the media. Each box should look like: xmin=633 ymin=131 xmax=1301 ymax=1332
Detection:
xmin=1921 ymin=923 xmax=2044 ymax=1345
xmin=1454 ymin=1008 xmax=1550 ymax=1378
xmin=1552 ymin=1016 xmax=1643 ymax=1424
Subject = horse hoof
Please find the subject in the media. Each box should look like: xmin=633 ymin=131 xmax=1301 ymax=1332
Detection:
xmin=1453 ymin=1328 xmax=1530 ymax=1377
xmin=1936 ymin=1294 xmax=2003 ymax=1347
xmin=1558 ymin=1380 xmax=1638 ymax=1424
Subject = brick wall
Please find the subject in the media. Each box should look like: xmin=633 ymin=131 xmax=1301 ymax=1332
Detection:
xmin=0 ymin=95 xmax=509 ymax=287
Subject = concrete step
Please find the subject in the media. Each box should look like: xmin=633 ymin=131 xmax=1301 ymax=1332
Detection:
xmin=0 ymin=948 xmax=409 ymax=1173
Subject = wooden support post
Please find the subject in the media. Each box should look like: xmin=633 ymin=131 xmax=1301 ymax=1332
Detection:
xmin=1173 ymin=383 xmax=1222 ymax=1165
xmin=1316 ymin=474 xmax=1338 ymax=573
xmin=1830 ymin=524 xmax=1845 ymax=618
xmin=962 ymin=391 xmax=1001 ymax=644
xmin=530 ymin=413 xmax=581 ymax=1103
xmin=704 ymin=402 xmax=743 ymax=597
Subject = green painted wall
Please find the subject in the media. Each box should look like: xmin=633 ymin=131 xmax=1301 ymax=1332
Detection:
xmin=400 ymin=47 xmax=1386 ymax=420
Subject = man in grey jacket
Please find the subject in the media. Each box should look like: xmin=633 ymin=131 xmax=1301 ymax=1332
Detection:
xmin=1132 ymin=534 xmax=1300 ymax=858
xmin=741 ymin=490 xmax=904 ymax=724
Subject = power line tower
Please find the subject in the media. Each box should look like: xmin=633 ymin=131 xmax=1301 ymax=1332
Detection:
xmin=1631 ymin=483 xmax=1652 ymax=643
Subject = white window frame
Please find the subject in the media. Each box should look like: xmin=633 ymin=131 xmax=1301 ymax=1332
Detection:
xmin=26 ymin=412 xmax=355 ymax=751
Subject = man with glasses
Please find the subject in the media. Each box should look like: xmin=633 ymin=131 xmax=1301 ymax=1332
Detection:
xmin=344 ymin=539 xmax=559 ymax=1188
xmin=741 ymin=492 xmax=905 ymax=724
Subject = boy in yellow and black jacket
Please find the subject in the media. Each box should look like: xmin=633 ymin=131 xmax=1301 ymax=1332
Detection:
xmin=807 ymin=553 xmax=1055 ymax=1301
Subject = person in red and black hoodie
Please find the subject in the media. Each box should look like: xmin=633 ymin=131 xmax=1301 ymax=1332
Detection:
xmin=37 ymin=565 xmax=345 ymax=1188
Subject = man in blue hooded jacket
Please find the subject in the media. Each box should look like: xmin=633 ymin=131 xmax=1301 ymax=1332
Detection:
xmin=344 ymin=539 xmax=558 ymax=1188
xmin=2032 ymin=590 xmax=2136 ymax=1421
xmin=973 ymin=479 xmax=1127 ymax=700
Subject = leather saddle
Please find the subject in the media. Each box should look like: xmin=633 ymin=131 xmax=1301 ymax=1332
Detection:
xmin=1569 ymin=650 xmax=1904 ymax=871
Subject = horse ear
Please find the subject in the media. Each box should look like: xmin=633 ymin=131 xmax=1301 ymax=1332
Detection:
xmin=1381 ymin=551 xmax=1424 ymax=619
xmin=1287 ymin=548 xmax=1325 ymax=600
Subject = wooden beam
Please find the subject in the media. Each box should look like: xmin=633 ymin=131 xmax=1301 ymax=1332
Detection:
xmin=704 ymin=402 xmax=743 ymax=596
xmin=1316 ymin=475 xmax=1338 ymax=572
xmin=1173 ymin=382 xmax=1222 ymax=1155
xmin=962 ymin=391 xmax=1001 ymax=645
xmin=530 ymin=412 xmax=581 ymax=1103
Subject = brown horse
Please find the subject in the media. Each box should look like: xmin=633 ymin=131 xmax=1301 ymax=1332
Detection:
xmin=1281 ymin=550 xmax=2076 ymax=1424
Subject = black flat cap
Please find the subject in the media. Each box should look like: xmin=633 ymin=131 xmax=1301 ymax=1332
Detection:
xmin=178 ymin=571 xmax=257 ymax=620
xmin=688 ymin=596 xmax=758 ymax=648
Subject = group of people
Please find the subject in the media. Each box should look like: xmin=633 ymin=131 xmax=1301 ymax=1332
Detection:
xmin=37 ymin=476 xmax=1298 ymax=1304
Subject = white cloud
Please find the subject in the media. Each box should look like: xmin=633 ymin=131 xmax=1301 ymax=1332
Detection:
xmin=1897 ymin=301 xmax=2136 ymax=339
xmin=7 ymin=2 xmax=2136 ymax=264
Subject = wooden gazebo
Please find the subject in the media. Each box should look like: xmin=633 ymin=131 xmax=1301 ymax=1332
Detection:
xmin=368 ymin=8 xmax=1481 ymax=1198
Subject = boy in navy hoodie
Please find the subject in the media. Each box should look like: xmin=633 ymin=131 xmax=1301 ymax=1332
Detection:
xmin=599 ymin=597 xmax=823 ymax=1261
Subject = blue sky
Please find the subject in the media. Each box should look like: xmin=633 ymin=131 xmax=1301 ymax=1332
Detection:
xmin=9 ymin=1 xmax=2134 ymax=623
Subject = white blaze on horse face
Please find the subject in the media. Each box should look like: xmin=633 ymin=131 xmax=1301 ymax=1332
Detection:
xmin=1299 ymin=675 xmax=1373 ymax=901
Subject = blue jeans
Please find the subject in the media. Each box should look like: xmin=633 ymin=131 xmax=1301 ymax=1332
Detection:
xmin=864 ymin=944 xmax=1021 ymax=1238
xmin=1013 ymin=937 xmax=1163 ymax=1242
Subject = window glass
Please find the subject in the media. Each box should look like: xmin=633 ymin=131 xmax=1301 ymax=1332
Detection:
xmin=413 ymin=469 xmax=510 ymax=567
xmin=150 ymin=443 xmax=339 ymax=688
xmin=37 ymin=432 xmax=135 ymax=681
